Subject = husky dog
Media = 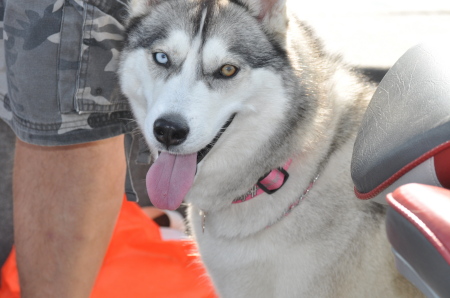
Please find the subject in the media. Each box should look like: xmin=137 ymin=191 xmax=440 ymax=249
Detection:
xmin=119 ymin=0 xmax=422 ymax=297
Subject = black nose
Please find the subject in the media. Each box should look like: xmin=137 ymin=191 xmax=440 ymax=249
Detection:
xmin=153 ymin=116 xmax=190 ymax=148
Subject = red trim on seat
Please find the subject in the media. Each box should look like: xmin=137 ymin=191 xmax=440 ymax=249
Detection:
xmin=386 ymin=184 xmax=450 ymax=265
xmin=355 ymin=141 xmax=450 ymax=200
xmin=435 ymin=147 xmax=450 ymax=189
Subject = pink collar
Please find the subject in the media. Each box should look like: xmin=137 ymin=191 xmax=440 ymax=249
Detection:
xmin=200 ymin=161 xmax=319 ymax=233
xmin=233 ymin=159 xmax=293 ymax=204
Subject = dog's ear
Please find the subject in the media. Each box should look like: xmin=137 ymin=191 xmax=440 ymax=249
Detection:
xmin=235 ymin=0 xmax=288 ymax=43
xmin=127 ymin=0 xmax=162 ymax=19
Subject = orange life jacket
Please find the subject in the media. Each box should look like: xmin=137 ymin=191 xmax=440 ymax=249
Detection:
xmin=0 ymin=196 xmax=217 ymax=298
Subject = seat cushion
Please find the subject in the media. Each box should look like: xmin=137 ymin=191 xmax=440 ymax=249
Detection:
xmin=386 ymin=184 xmax=450 ymax=297
xmin=351 ymin=42 xmax=450 ymax=203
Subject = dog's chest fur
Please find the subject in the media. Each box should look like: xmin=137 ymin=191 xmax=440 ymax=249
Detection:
xmin=188 ymin=140 xmax=419 ymax=298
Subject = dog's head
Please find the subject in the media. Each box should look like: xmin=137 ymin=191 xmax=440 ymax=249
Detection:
xmin=119 ymin=0 xmax=310 ymax=210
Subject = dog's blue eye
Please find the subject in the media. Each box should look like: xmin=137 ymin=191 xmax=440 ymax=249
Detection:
xmin=153 ymin=52 xmax=169 ymax=66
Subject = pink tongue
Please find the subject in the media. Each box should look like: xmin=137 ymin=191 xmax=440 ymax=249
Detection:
xmin=146 ymin=152 xmax=197 ymax=210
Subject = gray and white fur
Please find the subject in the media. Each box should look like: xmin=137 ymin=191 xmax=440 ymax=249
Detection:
xmin=119 ymin=0 xmax=423 ymax=297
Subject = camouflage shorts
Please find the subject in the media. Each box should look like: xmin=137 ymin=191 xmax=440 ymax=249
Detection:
xmin=0 ymin=0 xmax=135 ymax=146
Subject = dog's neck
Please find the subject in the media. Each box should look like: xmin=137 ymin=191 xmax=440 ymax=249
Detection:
xmin=199 ymin=160 xmax=320 ymax=233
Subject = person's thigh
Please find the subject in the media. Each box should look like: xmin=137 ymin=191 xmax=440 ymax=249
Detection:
xmin=0 ymin=0 xmax=133 ymax=146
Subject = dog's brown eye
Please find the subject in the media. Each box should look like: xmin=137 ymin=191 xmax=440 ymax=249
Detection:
xmin=220 ymin=64 xmax=238 ymax=77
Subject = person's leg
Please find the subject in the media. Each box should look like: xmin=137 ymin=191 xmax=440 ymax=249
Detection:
xmin=13 ymin=136 xmax=126 ymax=298
xmin=1 ymin=1 xmax=134 ymax=295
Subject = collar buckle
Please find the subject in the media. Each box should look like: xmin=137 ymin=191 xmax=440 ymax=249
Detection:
xmin=233 ymin=159 xmax=292 ymax=204
xmin=257 ymin=167 xmax=290 ymax=195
